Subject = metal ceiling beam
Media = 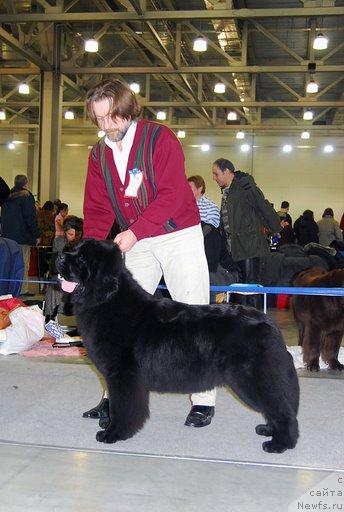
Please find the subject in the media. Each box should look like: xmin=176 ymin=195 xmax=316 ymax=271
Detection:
xmin=322 ymin=40 xmax=344 ymax=63
xmin=15 ymin=100 xmax=340 ymax=107
xmin=4 ymin=100 xmax=344 ymax=108
xmin=120 ymin=23 xmax=171 ymax=66
xmin=1 ymin=8 xmax=344 ymax=22
xmin=314 ymin=75 xmax=344 ymax=100
xmin=0 ymin=27 xmax=52 ymax=70
xmin=2 ymin=123 xmax=343 ymax=133
xmin=60 ymin=65 xmax=344 ymax=74
xmin=266 ymin=73 xmax=302 ymax=100
xmin=251 ymin=21 xmax=303 ymax=63
xmin=185 ymin=22 xmax=239 ymax=65
xmin=139 ymin=100 xmax=344 ymax=107
xmin=0 ymin=67 xmax=40 ymax=74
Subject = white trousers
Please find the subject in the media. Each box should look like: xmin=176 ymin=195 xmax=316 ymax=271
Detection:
xmin=125 ymin=224 xmax=216 ymax=407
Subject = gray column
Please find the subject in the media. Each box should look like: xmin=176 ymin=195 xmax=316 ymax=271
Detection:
xmin=38 ymin=70 xmax=63 ymax=203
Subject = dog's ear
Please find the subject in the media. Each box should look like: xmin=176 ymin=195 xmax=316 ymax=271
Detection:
xmin=93 ymin=271 xmax=119 ymax=303
xmin=80 ymin=240 xmax=122 ymax=304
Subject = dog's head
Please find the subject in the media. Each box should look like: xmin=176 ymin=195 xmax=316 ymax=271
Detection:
xmin=56 ymin=239 xmax=123 ymax=307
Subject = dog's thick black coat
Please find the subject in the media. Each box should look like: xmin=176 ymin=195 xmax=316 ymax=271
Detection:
xmin=56 ymin=239 xmax=299 ymax=453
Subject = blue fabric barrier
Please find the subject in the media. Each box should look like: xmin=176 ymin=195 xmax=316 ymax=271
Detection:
xmin=159 ymin=283 xmax=344 ymax=297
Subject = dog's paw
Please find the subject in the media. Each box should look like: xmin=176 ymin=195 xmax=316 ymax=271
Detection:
xmin=99 ymin=417 xmax=110 ymax=429
xmin=255 ymin=424 xmax=273 ymax=437
xmin=96 ymin=429 xmax=119 ymax=444
xmin=329 ymin=360 xmax=344 ymax=371
xmin=262 ymin=440 xmax=288 ymax=454
xmin=307 ymin=361 xmax=320 ymax=372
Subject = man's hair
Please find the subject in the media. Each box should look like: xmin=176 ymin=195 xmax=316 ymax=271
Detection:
xmin=322 ymin=208 xmax=334 ymax=217
xmin=85 ymin=79 xmax=141 ymax=125
xmin=281 ymin=201 xmax=289 ymax=209
xmin=14 ymin=174 xmax=28 ymax=189
xmin=187 ymin=175 xmax=206 ymax=195
xmin=213 ymin=158 xmax=235 ymax=173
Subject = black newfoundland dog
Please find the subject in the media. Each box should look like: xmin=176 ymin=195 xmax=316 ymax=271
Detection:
xmin=56 ymin=239 xmax=299 ymax=453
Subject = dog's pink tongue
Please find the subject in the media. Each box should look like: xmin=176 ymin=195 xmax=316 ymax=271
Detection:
xmin=60 ymin=279 xmax=78 ymax=293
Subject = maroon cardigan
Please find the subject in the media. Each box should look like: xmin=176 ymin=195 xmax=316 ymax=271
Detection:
xmin=83 ymin=119 xmax=200 ymax=241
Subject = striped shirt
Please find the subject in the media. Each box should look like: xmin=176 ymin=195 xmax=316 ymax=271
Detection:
xmin=198 ymin=195 xmax=220 ymax=228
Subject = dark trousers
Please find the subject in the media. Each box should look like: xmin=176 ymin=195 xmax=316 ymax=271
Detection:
xmin=236 ymin=257 xmax=262 ymax=309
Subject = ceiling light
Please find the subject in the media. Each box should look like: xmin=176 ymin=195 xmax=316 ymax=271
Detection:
xmin=313 ymin=33 xmax=328 ymax=50
xmin=129 ymin=82 xmax=140 ymax=94
xmin=18 ymin=83 xmax=30 ymax=94
xmin=214 ymin=82 xmax=226 ymax=94
xmin=156 ymin=111 xmax=166 ymax=121
xmin=236 ymin=130 xmax=245 ymax=140
xmin=324 ymin=145 xmax=334 ymax=153
xmin=306 ymin=78 xmax=319 ymax=94
xmin=200 ymin=144 xmax=210 ymax=152
xmin=84 ymin=39 xmax=98 ymax=52
xmin=227 ymin=111 xmax=237 ymax=121
xmin=240 ymin=95 xmax=245 ymax=102
xmin=0 ymin=110 xmax=6 ymax=120
xmin=240 ymin=144 xmax=250 ymax=152
xmin=177 ymin=130 xmax=186 ymax=139
xmin=64 ymin=110 xmax=75 ymax=120
xmin=282 ymin=144 xmax=293 ymax=153
xmin=301 ymin=130 xmax=310 ymax=140
xmin=193 ymin=37 xmax=207 ymax=52
xmin=303 ymin=110 xmax=313 ymax=120
xmin=98 ymin=130 xmax=105 ymax=138
xmin=7 ymin=142 xmax=15 ymax=150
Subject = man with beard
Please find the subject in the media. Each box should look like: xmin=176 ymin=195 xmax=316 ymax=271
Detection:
xmin=82 ymin=79 xmax=215 ymax=429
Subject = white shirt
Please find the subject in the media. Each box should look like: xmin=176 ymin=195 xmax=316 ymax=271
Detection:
xmin=105 ymin=121 xmax=137 ymax=184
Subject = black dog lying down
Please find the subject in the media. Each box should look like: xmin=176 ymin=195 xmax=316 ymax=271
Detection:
xmin=56 ymin=239 xmax=299 ymax=453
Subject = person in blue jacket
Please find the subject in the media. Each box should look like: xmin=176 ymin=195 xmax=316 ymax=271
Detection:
xmin=1 ymin=175 xmax=40 ymax=295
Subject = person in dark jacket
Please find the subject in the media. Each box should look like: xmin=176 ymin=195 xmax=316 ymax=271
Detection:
xmin=294 ymin=209 xmax=319 ymax=247
xmin=0 ymin=176 xmax=10 ymax=235
xmin=1 ymin=175 xmax=40 ymax=295
xmin=0 ymin=177 xmax=10 ymax=207
xmin=212 ymin=158 xmax=281 ymax=287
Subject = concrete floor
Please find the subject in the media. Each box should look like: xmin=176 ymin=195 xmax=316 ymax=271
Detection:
xmin=1 ymin=298 xmax=343 ymax=512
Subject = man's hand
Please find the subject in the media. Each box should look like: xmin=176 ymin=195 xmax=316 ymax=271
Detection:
xmin=114 ymin=229 xmax=137 ymax=252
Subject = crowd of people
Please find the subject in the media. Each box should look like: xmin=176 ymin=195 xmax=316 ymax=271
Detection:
xmin=0 ymin=176 xmax=82 ymax=298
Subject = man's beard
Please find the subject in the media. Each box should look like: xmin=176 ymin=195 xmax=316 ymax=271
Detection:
xmin=105 ymin=120 xmax=132 ymax=142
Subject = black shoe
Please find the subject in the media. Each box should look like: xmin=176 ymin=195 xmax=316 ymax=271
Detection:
xmin=82 ymin=397 xmax=109 ymax=419
xmin=184 ymin=405 xmax=215 ymax=427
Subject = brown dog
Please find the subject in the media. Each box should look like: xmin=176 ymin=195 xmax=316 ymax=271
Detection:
xmin=291 ymin=268 xmax=344 ymax=371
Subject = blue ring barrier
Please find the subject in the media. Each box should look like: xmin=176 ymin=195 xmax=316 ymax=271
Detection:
xmin=0 ymin=278 xmax=343 ymax=297
xmin=158 ymin=283 xmax=344 ymax=297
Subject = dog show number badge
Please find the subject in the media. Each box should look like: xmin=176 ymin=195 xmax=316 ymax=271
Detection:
xmin=125 ymin=168 xmax=143 ymax=197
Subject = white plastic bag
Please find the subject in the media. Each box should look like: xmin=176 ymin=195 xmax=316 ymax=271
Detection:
xmin=0 ymin=305 xmax=45 ymax=355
